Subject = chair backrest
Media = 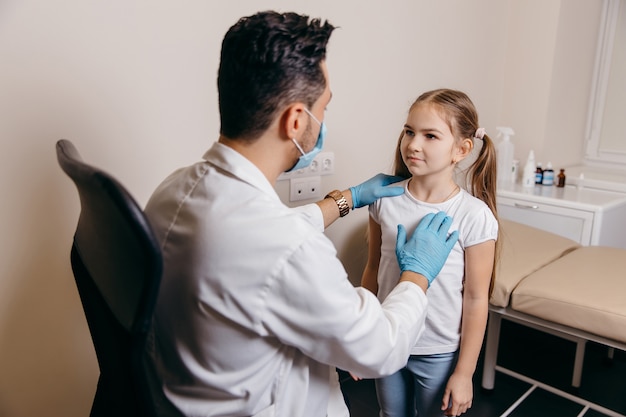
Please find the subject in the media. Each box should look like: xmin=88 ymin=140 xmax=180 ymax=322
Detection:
xmin=56 ymin=139 xmax=162 ymax=417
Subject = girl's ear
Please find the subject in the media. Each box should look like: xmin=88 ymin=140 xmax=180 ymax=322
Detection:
xmin=454 ymin=138 xmax=474 ymax=163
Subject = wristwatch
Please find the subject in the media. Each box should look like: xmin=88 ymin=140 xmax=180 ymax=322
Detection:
xmin=325 ymin=190 xmax=350 ymax=217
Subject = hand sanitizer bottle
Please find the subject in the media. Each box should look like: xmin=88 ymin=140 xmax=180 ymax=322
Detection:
xmin=496 ymin=127 xmax=515 ymax=185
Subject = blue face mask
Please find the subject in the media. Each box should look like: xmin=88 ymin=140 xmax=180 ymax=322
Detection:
xmin=287 ymin=108 xmax=326 ymax=172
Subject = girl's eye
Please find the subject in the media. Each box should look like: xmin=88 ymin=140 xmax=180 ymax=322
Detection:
xmin=404 ymin=129 xmax=415 ymax=137
xmin=425 ymin=133 xmax=437 ymax=140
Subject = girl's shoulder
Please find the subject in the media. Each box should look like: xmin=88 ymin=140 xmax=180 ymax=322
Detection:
xmin=455 ymin=190 xmax=498 ymax=226
xmin=458 ymin=188 xmax=492 ymax=211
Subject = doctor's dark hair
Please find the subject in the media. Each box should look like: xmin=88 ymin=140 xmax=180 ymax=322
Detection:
xmin=393 ymin=88 xmax=500 ymax=294
xmin=218 ymin=11 xmax=335 ymax=141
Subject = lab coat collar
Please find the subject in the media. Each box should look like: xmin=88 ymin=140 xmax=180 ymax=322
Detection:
xmin=203 ymin=142 xmax=280 ymax=202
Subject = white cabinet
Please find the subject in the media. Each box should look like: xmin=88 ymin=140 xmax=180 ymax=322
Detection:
xmin=497 ymin=182 xmax=626 ymax=249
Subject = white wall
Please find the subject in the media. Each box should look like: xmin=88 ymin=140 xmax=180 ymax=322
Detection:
xmin=0 ymin=1 xmax=601 ymax=416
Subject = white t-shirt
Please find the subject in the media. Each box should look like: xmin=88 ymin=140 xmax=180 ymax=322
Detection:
xmin=370 ymin=179 xmax=498 ymax=355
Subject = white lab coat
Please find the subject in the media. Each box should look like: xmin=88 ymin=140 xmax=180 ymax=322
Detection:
xmin=144 ymin=142 xmax=428 ymax=417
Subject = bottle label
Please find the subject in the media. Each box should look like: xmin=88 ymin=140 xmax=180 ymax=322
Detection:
xmin=542 ymin=170 xmax=554 ymax=186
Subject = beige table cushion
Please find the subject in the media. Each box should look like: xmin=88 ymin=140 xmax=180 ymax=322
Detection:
xmin=511 ymin=246 xmax=626 ymax=344
xmin=490 ymin=220 xmax=580 ymax=307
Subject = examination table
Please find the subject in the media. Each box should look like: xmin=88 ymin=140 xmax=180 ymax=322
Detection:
xmin=482 ymin=219 xmax=626 ymax=416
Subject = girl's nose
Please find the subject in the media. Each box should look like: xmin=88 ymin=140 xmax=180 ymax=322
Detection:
xmin=407 ymin=137 xmax=422 ymax=152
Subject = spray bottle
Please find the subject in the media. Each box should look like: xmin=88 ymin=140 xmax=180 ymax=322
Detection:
xmin=496 ymin=127 xmax=515 ymax=185
xmin=522 ymin=150 xmax=536 ymax=188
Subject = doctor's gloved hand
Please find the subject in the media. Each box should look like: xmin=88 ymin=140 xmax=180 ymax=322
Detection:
xmin=349 ymin=173 xmax=405 ymax=209
xmin=395 ymin=211 xmax=459 ymax=286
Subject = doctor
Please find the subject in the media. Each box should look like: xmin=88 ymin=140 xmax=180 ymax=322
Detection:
xmin=144 ymin=10 xmax=458 ymax=417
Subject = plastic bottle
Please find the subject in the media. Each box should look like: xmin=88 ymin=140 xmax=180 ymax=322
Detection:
xmin=577 ymin=173 xmax=585 ymax=190
xmin=557 ymin=169 xmax=566 ymax=187
xmin=496 ymin=127 xmax=515 ymax=185
xmin=522 ymin=150 xmax=536 ymax=188
xmin=535 ymin=163 xmax=543 ymax=184
xmin=511 ymin=160 xmax=519 ymax=183
xmin=542 ymin=162 xmax=554 ymax=186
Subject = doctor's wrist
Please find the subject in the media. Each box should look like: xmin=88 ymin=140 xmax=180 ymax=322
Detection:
xmin=324 ymin=189 xmax=352 ymax=217
xmin=399 ymin=271 xmax=429 ymax=293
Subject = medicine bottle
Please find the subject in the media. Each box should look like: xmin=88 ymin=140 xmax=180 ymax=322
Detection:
xmin=542 ymin=162 xmax=554 ymax=186
xmin=557 ymin=169 xmax=566 ymax=187
xmin=535 ymin=163 xmax=543 ymax=184
xmin=522 ymin=150 xmax=536 ymax=188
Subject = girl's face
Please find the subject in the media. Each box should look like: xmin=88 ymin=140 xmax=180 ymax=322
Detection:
xmin=400 ymin=103 xmax=461 ymax=178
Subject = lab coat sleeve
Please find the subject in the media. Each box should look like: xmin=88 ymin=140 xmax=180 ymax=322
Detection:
xmin=260 ymin=232 xmax=427 ymax=379
xmin=291 ymin=203 xmax=325 ymax=232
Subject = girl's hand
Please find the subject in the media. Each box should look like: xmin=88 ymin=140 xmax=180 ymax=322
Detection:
xmin=441 ymin=372 xmax=473 ymax=416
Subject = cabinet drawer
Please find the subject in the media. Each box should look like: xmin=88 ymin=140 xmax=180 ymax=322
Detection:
xmin=497 ymin=197 xmax=594 ymax=245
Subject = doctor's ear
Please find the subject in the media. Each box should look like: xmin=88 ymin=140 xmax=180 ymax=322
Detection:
xmin=281 ymin=103 xmax=307 ymax=140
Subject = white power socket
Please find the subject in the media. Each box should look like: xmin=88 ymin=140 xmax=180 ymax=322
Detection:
xmin=290 ymin=176 xmax=321 ymax=201
xmin=278 ymin=151 xmax=335 ymax=181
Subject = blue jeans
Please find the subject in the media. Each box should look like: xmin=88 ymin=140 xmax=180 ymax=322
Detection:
xmin=375 ymin=351 xmax=458 ymax=417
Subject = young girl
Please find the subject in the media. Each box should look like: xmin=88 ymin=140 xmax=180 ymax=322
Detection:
xmin=361 ymin=89 xmax=499 ymax=417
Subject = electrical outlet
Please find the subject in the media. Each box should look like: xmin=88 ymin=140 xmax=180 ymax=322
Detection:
xmin=320 ymin=152 xmax=334 ymax=175
xmin=290 ymin=176 xmax=321 ymax=201
xmin=278 ymin=152 xmax=335 ymax=180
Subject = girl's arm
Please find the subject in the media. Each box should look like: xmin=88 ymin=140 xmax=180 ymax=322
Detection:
xmin=360 ymin=215 xmax=382 ymax=295
xmin=441 ymin=239 xmax=495 ymax=416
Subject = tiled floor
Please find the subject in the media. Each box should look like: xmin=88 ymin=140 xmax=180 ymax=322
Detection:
xmin=339 ymin=320 xmax=626 ymax=417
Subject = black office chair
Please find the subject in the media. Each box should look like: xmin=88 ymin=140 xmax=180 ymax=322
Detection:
xmin=56 ymin=139 xmax=163 ymax=417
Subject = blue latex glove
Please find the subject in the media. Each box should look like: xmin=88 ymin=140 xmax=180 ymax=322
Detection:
xmin=395 ymin=211 xmax=459 ymax=286
xmin=349 ymin=173 xmax=405 ymax=209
